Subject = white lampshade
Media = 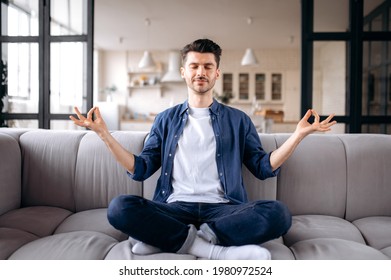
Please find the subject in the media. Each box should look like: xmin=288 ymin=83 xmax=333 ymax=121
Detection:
xmin=241 ymin=48 xmax=259 ymax=66
xmin=138 ymin=51 xmax=156 ymax=69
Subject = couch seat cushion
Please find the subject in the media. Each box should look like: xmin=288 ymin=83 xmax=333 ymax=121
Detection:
xmin=105 ymin=240 xmax=197 ymax=260
xmin=262 ymin=239 xmax=295 ymax=260
xmin=353 ymin=216 xmax=391 ymax=251
xmin=0 ymin=228 xmax=38 ymax=260
xmin=9 ymin=231 xmax=118 ymax=260
xmin=290 ymin=238 xmax=389 ymax=260
xmin=284 ymin=215 xmax=366 ymax=247
xmin=0 ymin=206 xmax=72 ymax=237
xmin=54 ymin=208 xmax=127 ymax=241
xmin=381 ymin=247 xmax=391 ymax=258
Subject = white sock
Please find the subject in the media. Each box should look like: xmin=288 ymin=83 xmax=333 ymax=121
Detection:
xmin=188 ymin=235 xmax=271 ymax=260
xmin=131 ymin=242 xmax=162 ymax=255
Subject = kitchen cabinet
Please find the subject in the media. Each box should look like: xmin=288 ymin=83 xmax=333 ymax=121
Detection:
xmin=222 ymin=72 xmax=283 ymax=103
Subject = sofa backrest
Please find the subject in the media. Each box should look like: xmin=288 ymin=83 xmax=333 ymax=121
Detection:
xmin=275 ymin=134 xmax=348 ymax=218
xmin=74 ymin=131 xmax=146 ymax=212
xmin=0 ymin=133 xmax=21 ymax=215
xmin=16 ymin=130 xmax=147 ymax=212
xmin=341 ymin=134 xmax=391 ymax=221
xmin=19 ymin=130 xmax=87 ymax=211
xmin=2 ymin=128 xmax=390 ymax=221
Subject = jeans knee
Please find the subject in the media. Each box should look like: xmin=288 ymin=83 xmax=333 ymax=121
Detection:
xmin=253 ymin=200 xmax=292 ymax=236
xmin=107 ymin=195 xmax=141 ymax=230
xmin=273 ymin=200 xmax=292 ymax=234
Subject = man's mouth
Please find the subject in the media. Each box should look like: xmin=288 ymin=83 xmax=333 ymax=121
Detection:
xmin=194 ymin=78 xmax=208 ymax=83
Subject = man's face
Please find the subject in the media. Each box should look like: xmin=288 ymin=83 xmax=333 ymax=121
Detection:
xmin=181 ymin=51 xmax=220 ymax=95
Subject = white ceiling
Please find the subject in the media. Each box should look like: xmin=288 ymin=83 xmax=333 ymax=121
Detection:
xmin=94 ymin=0 xmax=384 ymax=51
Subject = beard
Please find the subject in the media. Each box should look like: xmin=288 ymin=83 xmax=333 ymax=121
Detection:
xmin=189 ymin=76 xmax=216 ymax=95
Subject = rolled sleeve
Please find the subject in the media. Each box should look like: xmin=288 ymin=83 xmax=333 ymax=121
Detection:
xmin=127 ymin=155 xmax=148 ymax=181
xmin=262 ymin=151 xmax=280 ymax=178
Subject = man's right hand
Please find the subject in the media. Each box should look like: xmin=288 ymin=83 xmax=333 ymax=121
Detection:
xmin=69 ymin=107 xmax=109 ymax=139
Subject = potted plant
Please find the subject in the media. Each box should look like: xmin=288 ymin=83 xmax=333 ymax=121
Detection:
xmin=0 ymin=60 xmax=7 ymax=127
xmin=214 ymin=90 xmax=234 ymax=104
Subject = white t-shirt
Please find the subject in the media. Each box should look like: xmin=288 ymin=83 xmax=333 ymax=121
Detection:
xmin=167 ymin=107 xmax=228 ymax=203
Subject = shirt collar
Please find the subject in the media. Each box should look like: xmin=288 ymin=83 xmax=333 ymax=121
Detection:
xmin=179 ymin=98 xmax=221 ymax=116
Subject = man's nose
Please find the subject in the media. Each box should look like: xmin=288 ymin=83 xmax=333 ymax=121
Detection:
xmin=197 ymin=66 xmax=206 ymax=76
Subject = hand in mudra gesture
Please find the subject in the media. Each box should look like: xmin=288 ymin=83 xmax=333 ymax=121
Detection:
xmin=296 ymin=109 xmax=336 ymax=137
xmin=69 ymin=107 xmax=109 ymax=138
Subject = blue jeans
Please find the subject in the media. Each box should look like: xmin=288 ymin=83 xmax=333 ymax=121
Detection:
xmin=107 ymin=195 xmax=292 ymax=253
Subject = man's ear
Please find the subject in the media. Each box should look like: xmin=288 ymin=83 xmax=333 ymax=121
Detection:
xmin=216 ymin=68 xmax=221 ymax=79
xmin=180 ymin=67 xmax=185 ymax=78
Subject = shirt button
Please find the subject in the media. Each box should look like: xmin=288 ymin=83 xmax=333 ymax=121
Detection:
xmin=219 ymin=173 xmax=223 ymax=177
xmin=169 ymin=153 xmax=172 ymax=157
xmin=217 ymin=154 xmax=221 ymax=157
xmin=162 ymin=190 xmax=165 ymax=194
xmin=165 ymin=172 xmax=168 ymax=176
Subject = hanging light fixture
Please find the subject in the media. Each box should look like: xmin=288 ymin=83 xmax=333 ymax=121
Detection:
xmin=241 ymin=17 xmax=259 ymax=66
xmin=138 ymin=51 xmax=156 ymax=69
xmin=138 ymin=18 xmax=156 ymax=69
xmin=241 ymin=48 xmax=259 ymax=66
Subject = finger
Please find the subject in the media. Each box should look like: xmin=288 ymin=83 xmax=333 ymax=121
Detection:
xmin=73 ymin=107 xmax=84 ymax=119
xmin=311 ymin=109 xmax=320 ymax=123
xmin=94 ymin=107 xmax=102 ymax=119
xmin=302 ymin=109 xmax=312 ymax=120
xmin=322 ymin=113 xmax=335 ymax=124
xmin=69 ymin=115 xmax=87 ymax=127
xmin=86 ymin=107 xmax=96 ymax=120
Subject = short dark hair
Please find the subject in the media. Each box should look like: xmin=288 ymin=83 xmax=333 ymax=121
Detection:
xmin=181 ymin=39 xmax=222 ymax=68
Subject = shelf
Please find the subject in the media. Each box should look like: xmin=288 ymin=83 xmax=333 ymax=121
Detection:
xmin=128 ymin=85 xmax=162 ymax=89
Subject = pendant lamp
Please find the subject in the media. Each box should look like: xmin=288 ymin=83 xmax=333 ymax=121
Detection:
xmin=241 ymin=48 xmax=259 ymax=66
xmin=138 ymin=51 xmax=156 ymax=69
xmin=241 ymin=17 xmax=259 ymax=66
xmin=138 ymin=18 xmax=156 ymax=69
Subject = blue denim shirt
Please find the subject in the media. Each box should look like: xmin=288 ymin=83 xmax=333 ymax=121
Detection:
xmin=129 ymin=99 xmax=279 ymax=204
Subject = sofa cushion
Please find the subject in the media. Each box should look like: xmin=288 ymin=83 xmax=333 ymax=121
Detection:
xmin=290 ymin=238 xmax=389 ymax=260
xmin=20 ymin=130 xmax=87 ymax=211
xmin=74 ymin=131 xmax=145 ymax=212
xmin=0 ymin=133 xmax=21 ymax=215
xmin=275 ymin=135 xmax=347 ymax=217
xmin=262 ymin=239 xmax=295 ymax=260
xmin=341 ymin=134 xmax=391 ymax=221
xmin=0 ymin=228 xmax=38 ymax=260
xmin=381 ymin=247 xmax=391 ymax=258
xmin=353 ymin=216 xmax=391 ymax=251
xmin=284 ymin=215 xmax=366 ymax=247
xmin=105 ymin=239 xmax=197 ymax=260
xmin=0 ymin=206 xmax=72 ymax=237
xmin=8 ymin=231 xmax=118 ymax=260
xmin=54 ymin=208 xmax=127 ymax=241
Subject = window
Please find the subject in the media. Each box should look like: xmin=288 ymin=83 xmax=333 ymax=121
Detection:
xmin=302 ymin=0 xmax=391 ymax=134
xmin=0 ymin=0 xmax=93 ymax=129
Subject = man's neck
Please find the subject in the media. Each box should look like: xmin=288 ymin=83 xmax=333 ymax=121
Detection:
xmin=188 ymin=91 xmax=213 ymax=108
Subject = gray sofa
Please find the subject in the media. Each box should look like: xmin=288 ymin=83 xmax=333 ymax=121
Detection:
xmin=0 ymin=128 xmax=390 ymax=260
